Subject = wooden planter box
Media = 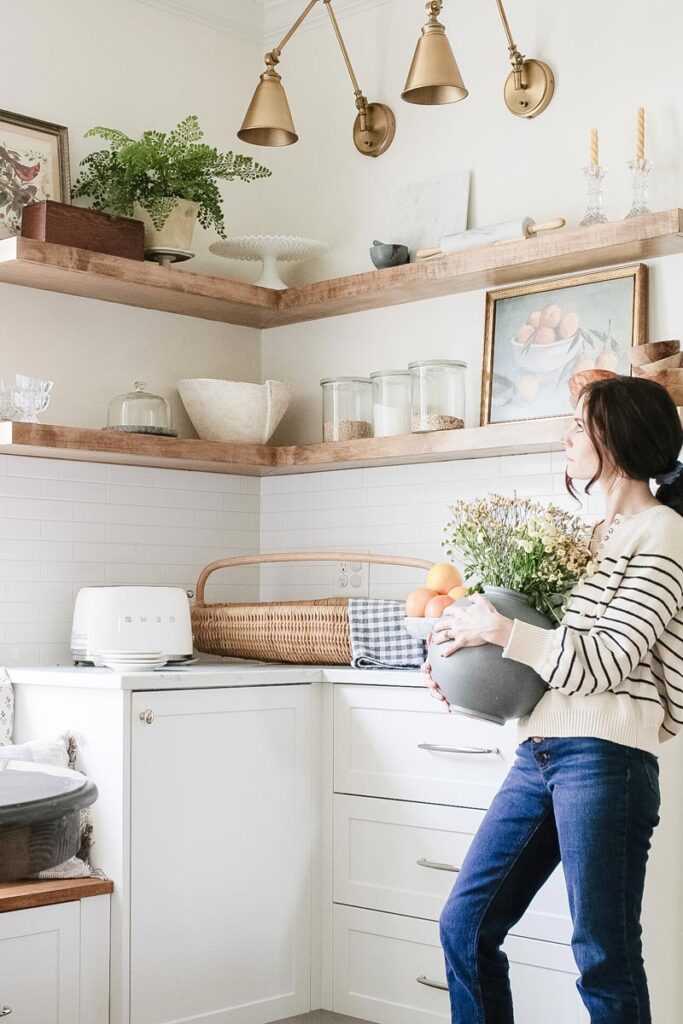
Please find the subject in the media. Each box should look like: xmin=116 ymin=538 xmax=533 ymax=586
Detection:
xmin=21 ymin=200 xmax=144 ymax=261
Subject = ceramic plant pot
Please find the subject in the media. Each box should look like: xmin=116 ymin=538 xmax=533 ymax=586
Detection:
xmin=428 ymin=586 xmax=553 ymax=725
xmin=177 ymin=378 xmax=292 ymax=444
xmin=133 ymin=198 xmax=199 ymax=253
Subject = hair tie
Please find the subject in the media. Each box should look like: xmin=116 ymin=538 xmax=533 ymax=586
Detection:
xmin=655 ymin=460 xmax=683 ymax=486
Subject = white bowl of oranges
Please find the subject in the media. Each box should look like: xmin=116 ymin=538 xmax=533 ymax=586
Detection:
xmin=403 ymin=563 xmax=468 ymax=641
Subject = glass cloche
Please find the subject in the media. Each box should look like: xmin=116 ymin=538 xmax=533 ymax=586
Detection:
xmin=106 ymin=381 xmax=175 ymax=436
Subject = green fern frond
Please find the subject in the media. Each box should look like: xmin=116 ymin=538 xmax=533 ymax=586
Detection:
xmin=73 ymin=115 xmax=271 ymax=236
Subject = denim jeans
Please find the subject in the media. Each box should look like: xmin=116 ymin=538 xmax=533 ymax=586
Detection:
xmin=439 ymin=736 xmax=661 ymax=1024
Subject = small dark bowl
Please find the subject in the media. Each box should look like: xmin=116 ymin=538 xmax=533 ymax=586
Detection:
xmin=370 ymin=241 xmax=410 ymax=269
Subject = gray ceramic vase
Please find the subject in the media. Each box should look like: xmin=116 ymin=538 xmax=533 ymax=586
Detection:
xmin=428 ymin=586 xmax=553 ymax=725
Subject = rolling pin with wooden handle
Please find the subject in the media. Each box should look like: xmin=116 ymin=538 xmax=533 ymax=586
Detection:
xmin=416 ymin=217 xmax=566 ymax=260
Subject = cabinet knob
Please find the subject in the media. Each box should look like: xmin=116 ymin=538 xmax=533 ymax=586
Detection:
xmin=0 ymin=1007 xmax=13 ymax=1017
xmin=139 ymin=709 xmax=154 ymax=724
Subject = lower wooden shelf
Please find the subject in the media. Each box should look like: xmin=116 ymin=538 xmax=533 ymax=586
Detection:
xmin=0 ymin=418 xmax=570 ymax=475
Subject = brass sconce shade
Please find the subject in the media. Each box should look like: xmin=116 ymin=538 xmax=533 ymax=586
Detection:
xmin=402 ymin=1 xmax=467 ymax=105
xmin=238 ymin=0 xmax=395 ymax=157
xmin=238 ymin=68 xmax=298 ymax=147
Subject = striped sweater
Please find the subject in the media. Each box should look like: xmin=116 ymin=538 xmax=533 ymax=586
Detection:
xmin=502 ymin=504 xmax=683 ymax=756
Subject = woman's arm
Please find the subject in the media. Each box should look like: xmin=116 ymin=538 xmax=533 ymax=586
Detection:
xmin=503 ymin=553 xmax=683 ymax=695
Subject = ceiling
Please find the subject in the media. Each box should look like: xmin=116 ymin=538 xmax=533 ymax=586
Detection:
xmin=132 ymin=0 xmax=382 ymax=44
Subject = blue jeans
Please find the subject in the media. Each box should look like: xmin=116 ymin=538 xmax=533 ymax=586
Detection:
xmin=439 ymin=736 xmax=661 ymax=1024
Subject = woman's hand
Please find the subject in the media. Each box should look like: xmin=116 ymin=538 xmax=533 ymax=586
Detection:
xmin=431 ymin=593 xmax=514 ymax=658
xmin=420 ymin=654 xmax=451 ymax=710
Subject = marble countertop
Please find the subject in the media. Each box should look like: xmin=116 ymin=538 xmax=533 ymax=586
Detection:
xmin=8 ymin=661 xmax=424 ymax=691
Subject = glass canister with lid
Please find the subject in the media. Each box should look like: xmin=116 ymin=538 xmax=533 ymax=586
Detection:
xmin=320 ymin=377 xmax=373 ymax=442
xmin=409 ymin=360 xmax=466 ymax=432
xmin=370 ymin=369 xmax=411 ymax=437
xmin=106 ymin=381 xmax=175 ymax=436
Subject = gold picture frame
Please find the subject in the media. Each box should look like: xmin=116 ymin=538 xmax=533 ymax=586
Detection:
xmin=480 ymin=264 xmax=648 ymax=426
xmin=0 ymin=108 xmax=71 ymax=239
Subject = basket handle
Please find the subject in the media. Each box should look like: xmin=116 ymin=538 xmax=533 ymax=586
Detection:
xmin=195 ymin=551 xmax=436 ymax=604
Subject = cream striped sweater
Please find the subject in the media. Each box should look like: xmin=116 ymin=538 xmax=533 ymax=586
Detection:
xmin=502 ymin=504 xmax=683 ymax=756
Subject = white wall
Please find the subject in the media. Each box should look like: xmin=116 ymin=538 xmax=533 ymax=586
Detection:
xmin=259 ymin=0 xmax=683 ymax=443
xmin=1 ymin=0 xmax=272 ymax=430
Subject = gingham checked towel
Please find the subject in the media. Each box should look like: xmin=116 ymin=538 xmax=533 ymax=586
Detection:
xmin=348 ymin=599 xmax=426 ymax=669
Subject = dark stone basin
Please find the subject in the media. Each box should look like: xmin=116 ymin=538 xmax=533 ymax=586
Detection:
xmin=0 ymin=761 xmax=98 ymax=881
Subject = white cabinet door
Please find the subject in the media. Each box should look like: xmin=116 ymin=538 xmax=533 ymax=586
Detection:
xmin=0 ymin=902 xmax=80 ymax=1024
xmin=130 ymin=684 xmax=312 ymax=1024
xmin=332 ymin=905 xmax=588 ymax=1024
xmin=334 ymin=685 xmax=518 ymax=809
xmin=333 ymin=794 xmax=572 ymax=944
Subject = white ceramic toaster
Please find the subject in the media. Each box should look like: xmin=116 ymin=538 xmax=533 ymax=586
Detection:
xmin=71 ymin=586 xmax=193 ymax=665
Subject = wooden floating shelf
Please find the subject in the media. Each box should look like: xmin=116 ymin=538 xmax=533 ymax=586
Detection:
xmin=0 ymin=418 xmax=571 ymax=476
xmin=0 ymin=211 xmax=681 ymax=328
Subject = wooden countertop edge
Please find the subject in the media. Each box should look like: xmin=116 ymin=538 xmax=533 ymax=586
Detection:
xmin=0 ymin=876 xmax=114 ymax=913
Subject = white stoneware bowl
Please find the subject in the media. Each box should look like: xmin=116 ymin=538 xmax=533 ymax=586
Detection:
xmin=177 ymin=378 xmax=292 ymax=444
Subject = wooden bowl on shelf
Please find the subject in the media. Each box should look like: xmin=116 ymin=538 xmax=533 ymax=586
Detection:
xmin=628 ymin=340 xmax=680 ymax=367
xmin=633 ymin=353 xmax=683 ymax=376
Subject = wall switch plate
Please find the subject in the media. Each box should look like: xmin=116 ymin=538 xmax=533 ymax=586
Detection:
xmin=333 ymin=559 xmax=369 ymax=597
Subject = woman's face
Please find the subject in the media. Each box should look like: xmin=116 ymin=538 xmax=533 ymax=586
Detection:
xmin=561 ymin=395 xmax=602 ymax=481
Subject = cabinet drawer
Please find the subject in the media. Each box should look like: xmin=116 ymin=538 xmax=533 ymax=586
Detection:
xmin=333 ymin=794 xmax=572 ymax=944
xmin=332 ymin=905 xmax=588 ymax=1024
xmin=0 ymin=902 xmax=80 ymax=1023
xmin=334 ymin=684 xmax=518 ymax=809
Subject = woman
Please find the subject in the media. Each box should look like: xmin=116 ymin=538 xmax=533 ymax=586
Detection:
xmin=423 ymin=375 xmax=683 ymax=1024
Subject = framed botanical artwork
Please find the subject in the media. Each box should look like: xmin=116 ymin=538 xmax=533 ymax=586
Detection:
xmin=480 ymin=263 xmax=648 ymax=425
xmin=0 ymin=108 xmax=71 ymax=239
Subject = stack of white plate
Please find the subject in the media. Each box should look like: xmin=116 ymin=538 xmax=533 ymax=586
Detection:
xmin=98 ymin=650 xmax=166 ymax=672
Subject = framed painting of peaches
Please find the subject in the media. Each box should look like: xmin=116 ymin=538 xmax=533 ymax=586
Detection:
xmin=480 ymin=264 xmax=648 ymax=425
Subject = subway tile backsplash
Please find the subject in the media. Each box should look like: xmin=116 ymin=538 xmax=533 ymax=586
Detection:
xmin=259 ymin=453 xmax=603 ymax=603
xmin=0 ymin=454 xmax=259 ymax=666
xmin=0 ymin=449 xmax=605 ymax=665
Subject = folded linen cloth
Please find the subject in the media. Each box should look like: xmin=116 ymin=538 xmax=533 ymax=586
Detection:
xmin=348 ymin=599 xmax=426 ymax=669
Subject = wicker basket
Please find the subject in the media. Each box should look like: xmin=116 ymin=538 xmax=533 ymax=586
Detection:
xmin=192 ymin=551 xmax=435 ymax=664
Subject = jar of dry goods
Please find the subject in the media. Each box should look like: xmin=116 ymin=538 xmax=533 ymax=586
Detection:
xmin=370 ymin=369 xmax=411 ymax=437
xmin=409 ymin=360 xmax=466 ymax=433
xmin=320 ymin=377 xmax=373 ymax=442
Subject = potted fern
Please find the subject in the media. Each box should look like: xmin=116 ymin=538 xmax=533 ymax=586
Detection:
xmin=71 ymin=115 xmax=271 ymax=258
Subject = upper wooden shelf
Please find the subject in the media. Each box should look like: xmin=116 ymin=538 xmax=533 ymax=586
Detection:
xmin=0 ymin=418 xmax=571 ymax=476
xmin=0 ymin=210 xmax=682 ymax=328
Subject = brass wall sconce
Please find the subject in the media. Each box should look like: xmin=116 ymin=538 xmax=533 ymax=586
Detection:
xmin=238 ymin=0 xmax=396 ymax=158
xmin=402 ymin=0 xmax=555 ymax=118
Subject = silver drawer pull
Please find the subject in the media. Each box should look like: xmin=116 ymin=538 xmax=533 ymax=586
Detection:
xmin=417 ymin=857 xmax=460 ymax=873
xmin=416 ymin=974 xmax=448 ymax=991
xmin=139 ymin=710 xmax=154 ymax=724
xmin=0 ymin=1007 xmax=13 ymax=1017
xmin=418 ymin=742 xmax=500 ymax=755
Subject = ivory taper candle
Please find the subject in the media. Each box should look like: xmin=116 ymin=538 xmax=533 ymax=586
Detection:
xmin=590 ymin=128 xmax=599 ymax=166
xmin=636 ymin=107 xmax=645 ymax=161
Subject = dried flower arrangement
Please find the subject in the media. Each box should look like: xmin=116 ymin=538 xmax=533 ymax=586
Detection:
xmin=442 ymin=493 xmax=597 ymax=623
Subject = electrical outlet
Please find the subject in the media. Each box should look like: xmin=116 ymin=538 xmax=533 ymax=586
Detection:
xmin=333 ymin=558 xmax=369 ymax=597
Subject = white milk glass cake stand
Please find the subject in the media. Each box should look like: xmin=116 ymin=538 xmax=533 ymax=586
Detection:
xmin=209 ymin=235 xmax=327 ymax=289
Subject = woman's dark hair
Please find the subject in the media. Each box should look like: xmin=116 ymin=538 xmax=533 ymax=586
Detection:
xmin=567 ymin=374 xmax=683 ymax=516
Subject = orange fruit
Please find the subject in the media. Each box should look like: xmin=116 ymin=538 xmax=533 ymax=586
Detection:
xmin=518 ymin=376 xmax=540 ymax=403
xmin=447 ymin=585 xmax=469 ymax=601
xmin=424 ymin=594 xmax=455 ymax=618
xmin=426 ymin=563 xmax=463 ymax=594
xmin=534 ymin=327 xmax=557 ymax=346
xmin=558 ymin=312 xmax=579 ymax=339
xmin=405 ymin=588 xmax=439 ymax=617
xmin=539 ymin=303 xmax=562 ymax=329
xmin=527 ymin=310 xmax=542 ymax=328
xmin=515 ymin=324 xmax=535 ymax=344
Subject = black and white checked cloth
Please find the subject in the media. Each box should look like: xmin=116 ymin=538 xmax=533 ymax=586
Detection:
xmin=348 ymin=599 xmax=426 ymax=669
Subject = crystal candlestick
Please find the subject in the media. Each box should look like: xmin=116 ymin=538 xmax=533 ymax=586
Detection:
xmin=580 ymin=165 xmax=608 ymax=226
xmin=625 ymin=158 xmax=653 ymax=218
